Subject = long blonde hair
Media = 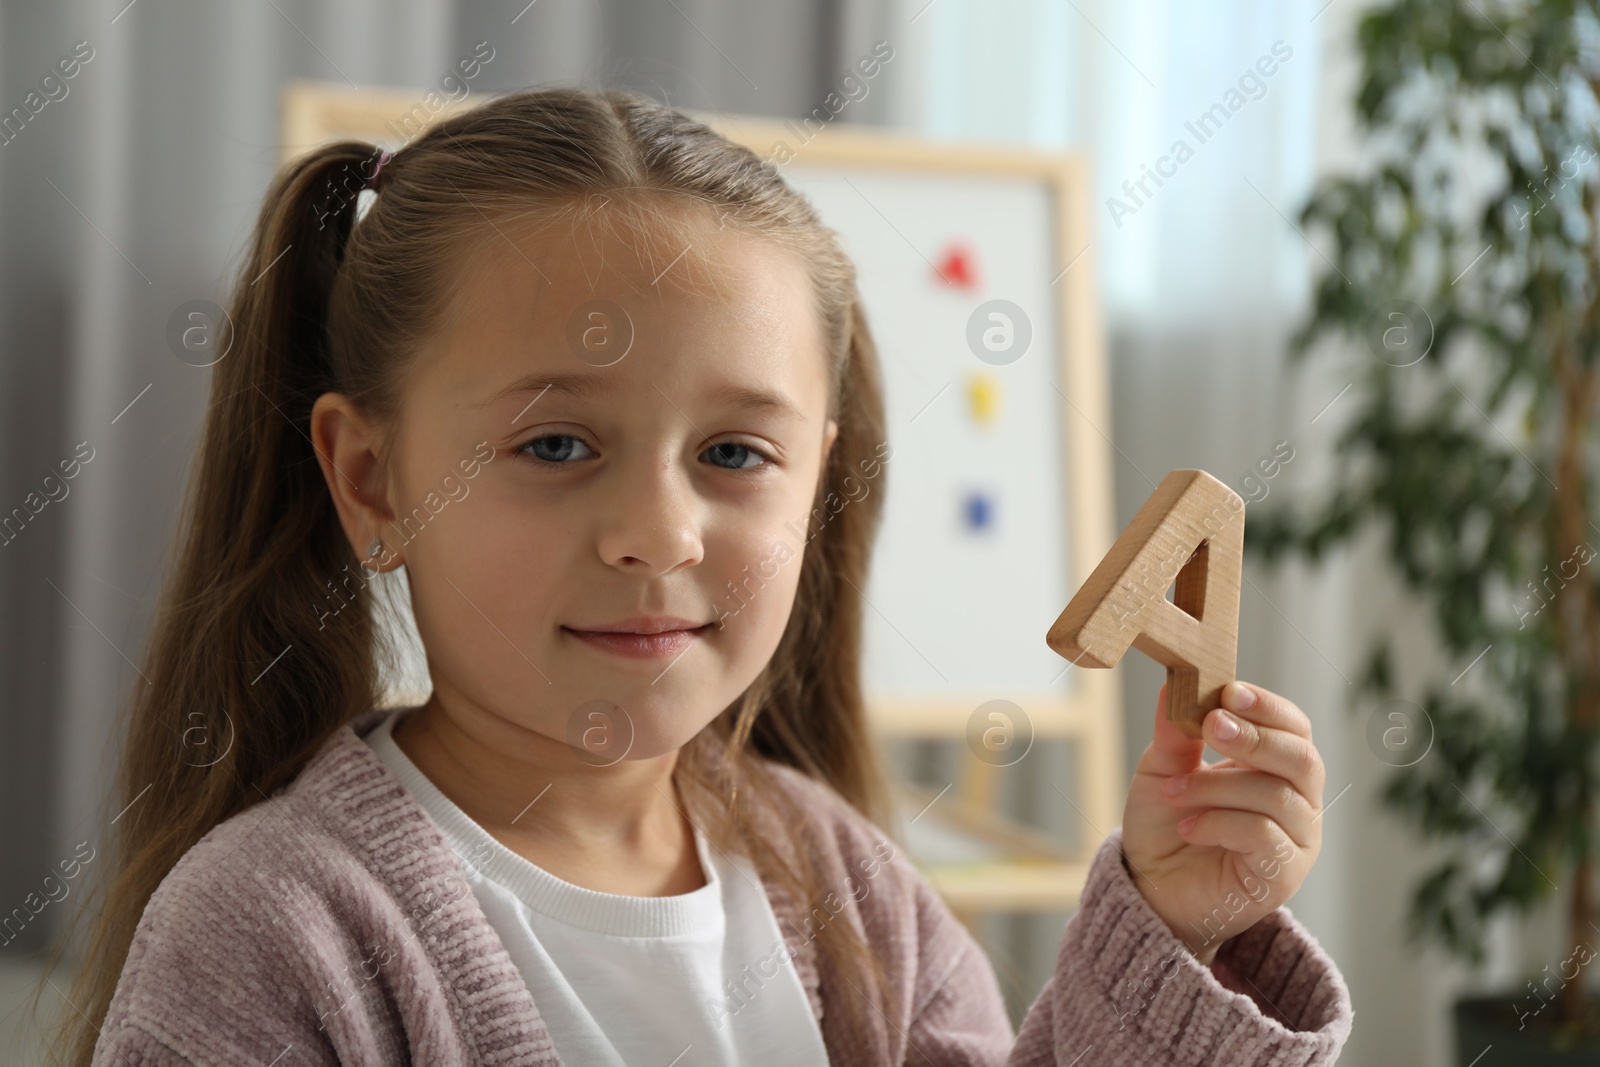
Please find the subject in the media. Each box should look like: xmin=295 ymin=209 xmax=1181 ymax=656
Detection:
xmin=55 ymin=86 xmax=899 ymax=1063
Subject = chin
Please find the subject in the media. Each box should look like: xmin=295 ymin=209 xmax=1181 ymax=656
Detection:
xmin=620 ymin=717 xmax=713 ymax=762
xmin=556 ymin=686 xmax=721 ymax=766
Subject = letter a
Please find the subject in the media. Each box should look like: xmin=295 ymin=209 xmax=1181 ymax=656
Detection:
xmin=1046 ymin=470 xmax=1244 ymax=738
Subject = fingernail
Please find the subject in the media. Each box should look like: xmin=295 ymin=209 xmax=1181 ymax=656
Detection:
xmin=1163 ymin=774 xmax=1188 ymax=796
xmin=1178 ymin=816 xmax=1197 ymax=835
xmin=1212 ymin=710 xmax=1240 ymax=741
xmin=1224 ymin=683 xmax=1256 ymax=711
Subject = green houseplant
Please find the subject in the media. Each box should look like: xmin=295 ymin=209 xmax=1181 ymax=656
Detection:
xmin=1247 ymin=0 xmax=1600 ymax=1059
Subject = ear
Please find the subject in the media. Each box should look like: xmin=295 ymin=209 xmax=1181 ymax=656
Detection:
xmin=310 ymin=392 xmax=403 ymax=572
xmin=821 ymin=418 xmax=839 ymax=468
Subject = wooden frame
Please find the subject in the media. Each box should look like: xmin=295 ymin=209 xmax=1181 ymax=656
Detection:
xmin=280 ymin=80 xmax=482 ymax=162
xmin=278 ymin=82 xmax=1125 ymax=919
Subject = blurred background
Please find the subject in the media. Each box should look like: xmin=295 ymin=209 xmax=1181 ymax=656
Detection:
xmin=3 ymin=1 xmax=1595 ymax=1065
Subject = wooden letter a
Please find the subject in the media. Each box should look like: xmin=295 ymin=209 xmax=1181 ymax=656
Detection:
xmin=1046 ymin=469 xmax=1245 ymax=739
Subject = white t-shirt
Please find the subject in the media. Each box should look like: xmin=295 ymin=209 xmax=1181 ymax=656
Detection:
xmin=364 ymin=711 xmax=831 ymax=1067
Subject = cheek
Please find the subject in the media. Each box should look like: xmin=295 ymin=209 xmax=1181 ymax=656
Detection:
xmin=708 ymin=525 xmax=804 ymax=632
xmin=696 ymin=480 xmax=815 ymax=686
xmin=397 ymin=475 xmax=570 ymax=701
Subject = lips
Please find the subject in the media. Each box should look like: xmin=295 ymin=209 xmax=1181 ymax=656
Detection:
xmin=561 ymin=616 xmax=715 ymax=660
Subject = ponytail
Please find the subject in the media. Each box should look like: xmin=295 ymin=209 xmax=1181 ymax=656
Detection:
xmin=53 ymin=142 xmax=397 ymax=1066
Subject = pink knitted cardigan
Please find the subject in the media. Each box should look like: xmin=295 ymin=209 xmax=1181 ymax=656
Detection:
xmin=93 ymin=709 xmax=1353 ymax=1065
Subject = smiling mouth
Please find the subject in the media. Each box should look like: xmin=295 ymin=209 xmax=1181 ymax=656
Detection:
xmin=561 ymin=622 xmax=715 ymax=660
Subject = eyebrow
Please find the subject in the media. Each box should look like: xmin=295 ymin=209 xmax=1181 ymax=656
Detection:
xmin=483 ymin=371 xmax=611 ymax=408
xmin=484 ymin=371 xmax=807 ymax=421
xmin=705 ymin=382 xmax=807 ymax=421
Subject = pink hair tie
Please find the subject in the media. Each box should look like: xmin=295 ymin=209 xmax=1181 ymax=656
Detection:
xmin=366 ymin=149 xmax=393 ymax=191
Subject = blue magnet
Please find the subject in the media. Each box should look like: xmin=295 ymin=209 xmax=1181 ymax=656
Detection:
xmin=962 ymin=490 xmax=995 ymax=531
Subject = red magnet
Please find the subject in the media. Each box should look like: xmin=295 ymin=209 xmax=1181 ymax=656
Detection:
xmin=933 ymin=241 xmax=980 ymax=291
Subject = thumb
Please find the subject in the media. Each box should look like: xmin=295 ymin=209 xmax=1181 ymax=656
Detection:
xmin=1138 ymin=681 xmax=1207 ymax=777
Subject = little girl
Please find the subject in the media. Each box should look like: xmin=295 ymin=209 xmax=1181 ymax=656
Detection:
xmin=65 ymin=87 xmax=1352 ymax=1066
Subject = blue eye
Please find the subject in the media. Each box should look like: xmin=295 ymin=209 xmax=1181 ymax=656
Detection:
xmin=703 ymin=442 xmax=769 ymax=470
xmin=519 ymin=434 xmax=595 ymax=465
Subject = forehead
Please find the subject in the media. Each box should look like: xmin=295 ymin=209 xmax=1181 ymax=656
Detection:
xmin=410 ymin=195 xmax=828 ymax=409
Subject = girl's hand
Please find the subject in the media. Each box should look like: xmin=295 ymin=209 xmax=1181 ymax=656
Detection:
xmin=1120 ymin=680 xmax=1325 ymax=966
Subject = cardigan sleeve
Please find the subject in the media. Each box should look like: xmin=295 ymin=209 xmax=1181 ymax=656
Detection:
xmin=905 ymin=827 xmax=1352 ymax=1066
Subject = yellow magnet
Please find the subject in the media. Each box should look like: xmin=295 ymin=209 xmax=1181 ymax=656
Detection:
xmin=966 ymin=371 xmax=1001 ymax=427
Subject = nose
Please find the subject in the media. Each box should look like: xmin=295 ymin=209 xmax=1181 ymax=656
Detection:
xmin=595 ymin=452 xmax=705 ymax=577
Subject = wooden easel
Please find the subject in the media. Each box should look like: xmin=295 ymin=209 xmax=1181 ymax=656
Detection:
xmin=871 ymin=691 xmax=1124 ymax=927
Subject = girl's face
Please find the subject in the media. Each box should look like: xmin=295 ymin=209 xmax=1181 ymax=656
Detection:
xmin=361 ymin=202 xmax=835 ymax=762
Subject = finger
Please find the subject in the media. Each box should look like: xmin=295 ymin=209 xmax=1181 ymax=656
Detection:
xmin=1161 ymin=767 xmax=1318 ymax=849
xmin=1222 ymin=681 xmax=1313 ymax=742
xmin=1201 ymin=706 xmax=1325 ymax=807
xmin=1176 ymin=808 xmax=1306 ymax=874
xmin=1141 ymin=682 xmax=1207 ymax=777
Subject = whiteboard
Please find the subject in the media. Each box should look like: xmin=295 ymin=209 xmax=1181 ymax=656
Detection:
xmin=782 ymin=167 xmax=1071 ymax=699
